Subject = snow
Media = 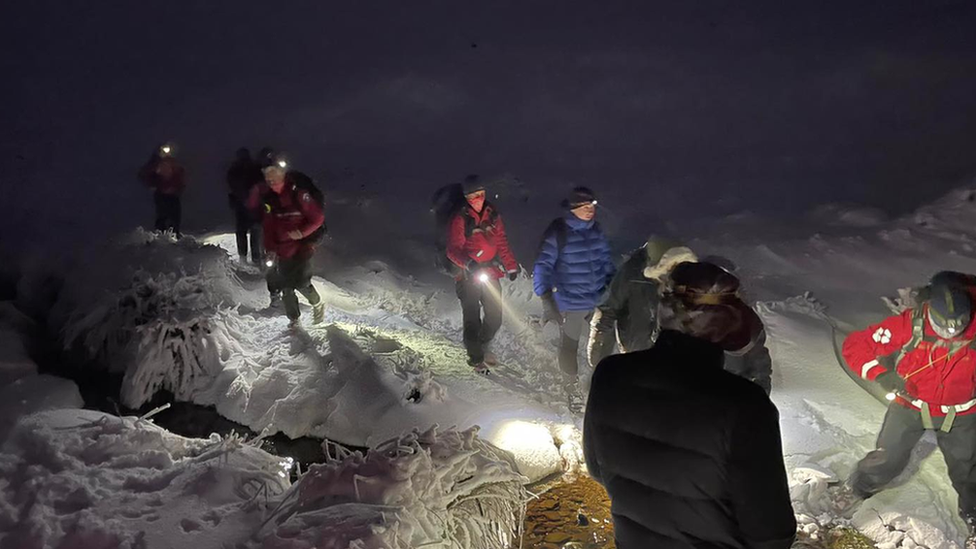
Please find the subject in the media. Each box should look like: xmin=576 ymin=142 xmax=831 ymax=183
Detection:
xmin=6 ymin=180 xmax=976 ymax=547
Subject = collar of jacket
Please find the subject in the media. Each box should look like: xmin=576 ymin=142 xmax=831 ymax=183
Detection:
xmin=655 ymin=329 xmax=726 ymax=368
xmin=563 ymin=212 xmax=595 ymax=230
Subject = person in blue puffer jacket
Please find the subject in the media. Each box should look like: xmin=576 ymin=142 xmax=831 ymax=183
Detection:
xmin=534 ymin=186 xmax=616 ymax=404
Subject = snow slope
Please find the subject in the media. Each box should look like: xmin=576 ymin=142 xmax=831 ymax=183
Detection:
xmin=8 ymin=180 xmax=976 ymax=548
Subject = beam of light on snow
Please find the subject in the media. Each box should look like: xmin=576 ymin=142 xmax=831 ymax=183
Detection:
xmin=479 ymin=277 xmax=532 ymax=336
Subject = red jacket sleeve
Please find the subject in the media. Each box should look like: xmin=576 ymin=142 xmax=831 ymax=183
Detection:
xmin=842 ymin=310 xmax=913 ymax=381
xmin=295 ymin=190 xmax=325 ymax=238
xmin=446 ymin=213 xmax=469 ymax=268
xmin=492 ymin=215 xmax=518 ymax=272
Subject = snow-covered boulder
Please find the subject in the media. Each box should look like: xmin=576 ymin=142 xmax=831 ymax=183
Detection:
xmin=255 ymin=425 xmax=528 ymax=549
xmin=0 ymin=408 xmax=292 ymax=549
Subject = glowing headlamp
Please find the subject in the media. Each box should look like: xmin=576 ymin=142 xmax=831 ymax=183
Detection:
xmin=478 ymin=272 xmax=490 ymax=284
xmin=277 ymin=159 xmax=288 ymax=169
xmin=265 ymin=259 xmax=274 ymax=268
xmin=160 ymin=145 xmax=172 ymax=156
xmin=591 ymin=200 xmax=598 ymax=205
xmin=885 ymin=392 xmax=897 ymax=401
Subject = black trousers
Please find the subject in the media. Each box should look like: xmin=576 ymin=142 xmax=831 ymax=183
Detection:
xmin=851 ymin=404 xmax=976 ymax=522
xmin=267 ymin=255 xmax=321 ymax=320
xmin=154 ymin=192 xmax=182 ymax=236
xmin=232 ymin=199 xmax=262 ymax=262
xmin=456 ymin=277 xmax=502 ymax=363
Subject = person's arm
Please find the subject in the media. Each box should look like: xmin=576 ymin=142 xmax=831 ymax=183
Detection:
xmin=841 ymin=310 xmax=913 ymax=382
xmin=727 ymin=396 xmax=796 ymax=549
xmin=725 ymin=319 xmax=773 ymax=395
xmin=492 ymin=214 xmax=519 ymax=274
xmin=532 ymin=227 xmax=559 ymax=297
xmin=445 ymin=213 xmax=471 ymax=270
xmin=295 ymin=190 xmax=325 ymax=237
xmin=587 ymin=268 xmax=630 ymax=365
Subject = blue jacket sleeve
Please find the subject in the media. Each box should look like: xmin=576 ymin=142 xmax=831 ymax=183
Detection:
xmin=533 ymin=229 xmax=559 ymax=296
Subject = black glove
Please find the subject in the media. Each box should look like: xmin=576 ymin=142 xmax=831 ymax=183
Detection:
xmin=507 ymin=265 xmax=520 ymax=281
xmin=876 ymin=370 xmax=906 ymax=395
xmin=541 ymin=292 xmax=564 ymax=326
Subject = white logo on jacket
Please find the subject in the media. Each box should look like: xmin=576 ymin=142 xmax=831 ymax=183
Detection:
xmin=872 ymin=328 xmax=892 ymax=344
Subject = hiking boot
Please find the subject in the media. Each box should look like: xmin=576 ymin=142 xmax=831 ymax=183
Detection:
xmin=468 ymin=358 xmax=490 ymax=375
xmin=312 ymin=302 xmax=325 ymax=325
xmin=483 ymin=350 xmax=499 ymax=366
xmin=287 ymin=318 xmax=301 ymax=330
xmin=566 ymin=385 xmax=585 ymax=413
xmin=269 ymin=293 xmax=282 ymax=308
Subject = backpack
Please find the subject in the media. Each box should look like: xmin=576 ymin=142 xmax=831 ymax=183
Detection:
xmin=286 ymin=171 xmax=328 ymax=244
xmin=534 ymin=218 xmax=571 ymax=265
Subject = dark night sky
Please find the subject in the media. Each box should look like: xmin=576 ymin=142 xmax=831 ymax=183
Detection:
xmin=3 ymin=1 xmax=976 ymax=249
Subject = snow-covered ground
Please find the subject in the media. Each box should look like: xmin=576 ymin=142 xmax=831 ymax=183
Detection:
xmin=4 ymin=182 xmax=976 ymax=547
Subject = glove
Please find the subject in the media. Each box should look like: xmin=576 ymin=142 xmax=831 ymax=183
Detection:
xmin=507 ymin=265 xmax=520 ymax=281
xmin=875 ymin=370 xmax=906 ymax=395
xmin=541 ymin=292 xmax=564 ymax=326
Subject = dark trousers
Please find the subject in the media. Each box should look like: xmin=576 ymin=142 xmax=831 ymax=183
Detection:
xmin=851 ymin=404 xmax=976 ymax=521
xmin=232 ymin=200 xmax=262 ymax=263
xmin=154 ymin=192 xmax=182 ymax=236
xmin=267 ymin=255 xmax=321 ymax=320
xmin=456 ymin=277 xmax=503 ymax=363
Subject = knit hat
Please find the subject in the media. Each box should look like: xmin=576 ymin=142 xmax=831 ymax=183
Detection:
xmin=561 ymin=186 xmax=597 ymax=209
xmin=462 ymin=174 xmax=485 ymax=196
xmin=659 ymin=262 xmax=756 ymax=352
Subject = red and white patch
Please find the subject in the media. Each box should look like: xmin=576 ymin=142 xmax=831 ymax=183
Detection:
xmin=872 ymin=327 xmax=892 ymax=344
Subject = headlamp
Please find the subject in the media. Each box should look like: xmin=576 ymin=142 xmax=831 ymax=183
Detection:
xmin=265 ymin=259 xmax=274 ymax=268
xmin=478 ymin=272 xmax=489 ymax=283
xmin=885 ymin=392 xmax=897 ymax=401
xmin=277 ymin=159 xmax=288 ymax=169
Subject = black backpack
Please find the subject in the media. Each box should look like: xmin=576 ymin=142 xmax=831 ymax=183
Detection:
xmin=286 ymin=171 xmax=328 ymax=244
xmin=535 ymin=218 xmax=571 ymax=264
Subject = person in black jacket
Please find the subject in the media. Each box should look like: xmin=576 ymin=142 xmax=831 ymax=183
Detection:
xmin=588 ymin=237 xmax=695 ymax=365
xmin=589 ymin=239 xmax=774 ymax=394
xmin=583 ymin=261 xmax=796 ymax=549
xmin=226 ymin=148 xmax=265 ymax=264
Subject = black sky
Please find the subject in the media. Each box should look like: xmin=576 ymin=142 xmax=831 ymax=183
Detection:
xmin=3 ymin=1 xmax=976 ymax=246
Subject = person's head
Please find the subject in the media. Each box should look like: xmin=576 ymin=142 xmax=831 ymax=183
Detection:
xmin=263 ymin=166 xmax=287 ymax=193
xmin=643 ymin=246 xmax=698 ymax=281
xmin=462 ymin=174 xmax=486 ymax=212
xmin=659 ymin=261 xmax=754 ymax=351
xmin=563 ymin=186 xmax=597 ymax=221
xmin=927 ymin=275 xmax=972 ymax=339
xmin=235 ymin=147 xmax=251 ymax=161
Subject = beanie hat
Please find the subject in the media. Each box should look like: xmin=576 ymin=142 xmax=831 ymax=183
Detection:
xmin=561 ymin=186 xmax=597 ymax=209
xmin=659 ymin=262 xmax=756 ymax=352
xmin=462 ymin=174 xmax=485 ymax=196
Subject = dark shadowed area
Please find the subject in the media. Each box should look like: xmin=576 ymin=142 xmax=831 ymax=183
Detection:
xmin=3 ymin=1 xmax=976 ymax=255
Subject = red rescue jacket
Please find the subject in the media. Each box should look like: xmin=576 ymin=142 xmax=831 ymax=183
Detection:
xmin=139 ymin=157 xmax=186 ymax=195
xmin=446 ymin=202 xmax=517 ymax=280
xmin=843 ymin=302 xmax=976 ymax=417
xmin=250 ymin=183 xmax=324 ymax=260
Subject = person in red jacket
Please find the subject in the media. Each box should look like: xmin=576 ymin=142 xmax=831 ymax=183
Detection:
xmin=446 ymin=176 xmax=519 ymax=372
xmin=842 ymin=272 xmax=976 ymax=531
xmin=249 ymin=164 xmax=325 ymax=328
xmin=138 ymin=144 xmax=186 ymax=237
